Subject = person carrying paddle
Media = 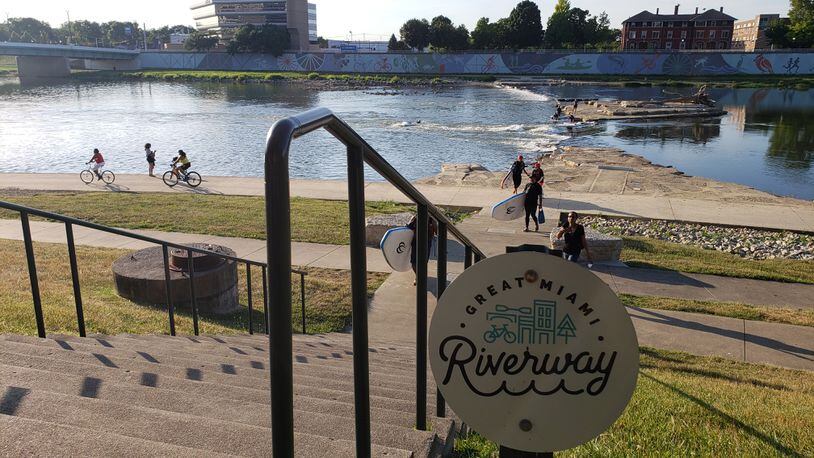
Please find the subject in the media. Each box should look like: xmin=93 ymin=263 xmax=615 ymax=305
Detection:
xmin=501 ymin=155 xmax=529 ymax=194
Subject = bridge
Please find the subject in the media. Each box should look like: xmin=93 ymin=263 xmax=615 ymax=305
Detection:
xmin=0 ymin=42 xmax=139 ymax=83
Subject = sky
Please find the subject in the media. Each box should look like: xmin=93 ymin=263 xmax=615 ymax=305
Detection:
xmin=2 ymin=0 xmax=791 ymax=41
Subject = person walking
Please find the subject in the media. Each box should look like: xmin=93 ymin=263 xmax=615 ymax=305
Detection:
xmin=501 ymin=154 xmax=529 ymax=194
xmin=572 ymin=99 xmax=579 ymax=114
xmin=531 ymin=161 xmax=544 ymax=183
xmin=145 ymin=143 xmax=156 ymax=177
xmin=522 ymin=175 xmax=543 ymax=232
xmin=556 ymin=211 xmax=593 ymax=265
xmin=407 ymin=215 xmax=437 ymax=285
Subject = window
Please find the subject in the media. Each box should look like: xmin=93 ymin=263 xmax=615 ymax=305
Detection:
xmin=681 ymin=31 xmax=687 ymax=39
xmin=667 ymin=30 xmax=673 ymax=39
xmin=653 ymin=31 xmax=660 ymax=38
xmin=696 ymin=21 xmax=706 ymax=27
xmin=628 ymin=41 xmax=636 ymax=49
xmin=665 ymin=41 xmax=673 ymax=49
xmin=709 ymin=30 xmax=716 ymax=38
xmin=641 ymin=31 xmax=647 ymax=39
xmin=719 ymin=41 xmax=726 ymax=49
xmin=629 ymin=31 xmax=636 ymax=39
xmin=682 ymin=21 xmax=688 ymax=27
xmin=697 ymin=42 xmax=704 ymax=49
xmin=645 ymin=21 xmax=652 ymax=27
xmin=695 ymin=30 xmax=703 ymax=39
xmin=680 ymin=41 xmax=687 ymax=49
xmin=722 ymin=31 xmax=729 ymax=38
xmin=654 ymin=21 xmax=662 ymax=27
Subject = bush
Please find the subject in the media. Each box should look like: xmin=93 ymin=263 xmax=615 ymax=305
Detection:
xmin=307 ymin=72 xmax=321 ymax=80
xmin=388 ymin=76 xmax=401 ymax=84
xmin=265 ymin=74 xmax=285 ymax=81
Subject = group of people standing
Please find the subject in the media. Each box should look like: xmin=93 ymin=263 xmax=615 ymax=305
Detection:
xmin=500 ymin=154 xmax=592 ymax=265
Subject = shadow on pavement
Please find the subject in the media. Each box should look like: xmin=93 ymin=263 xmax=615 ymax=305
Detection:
xmin=594 ymin=265 xmax=714 ymax=288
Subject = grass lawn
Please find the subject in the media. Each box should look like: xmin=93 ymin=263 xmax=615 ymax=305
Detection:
xmin=454 ymin=347 xmax=814 ymax=457
xmin=0 ymin=239 xmax=386 ymax=336
xmin=621 ymin=236 xmax=814 ymax=285
xmin=0 ymin=191 xmax=416 ymax=245
xmin=620 ymin=294 xmax=814 ymax=328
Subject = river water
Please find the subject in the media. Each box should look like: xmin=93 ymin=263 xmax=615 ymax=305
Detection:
xmin=0 ymin=78 xmax=812 ymax=199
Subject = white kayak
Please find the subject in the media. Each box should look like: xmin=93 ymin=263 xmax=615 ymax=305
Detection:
xmin=490 ymin=193 xmax=526 ymax=221
xmin=379 ymin=227 xmax=414 ymax=272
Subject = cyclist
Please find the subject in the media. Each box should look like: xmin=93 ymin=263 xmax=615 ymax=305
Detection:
xmin=171 ymin=150 xmax=191 ymax=180
xmin=87 ymin=148 xmax=105 ymax=179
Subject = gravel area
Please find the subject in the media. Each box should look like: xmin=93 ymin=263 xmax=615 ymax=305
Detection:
xmin=583 ymin=216 xmax=814 ymax=260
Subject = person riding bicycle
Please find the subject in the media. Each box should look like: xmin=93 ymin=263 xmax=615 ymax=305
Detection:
xmin=87 ymin=148 xmax=105 ymax=179
xmin=171 ymin=150 xmax=191 ymax=179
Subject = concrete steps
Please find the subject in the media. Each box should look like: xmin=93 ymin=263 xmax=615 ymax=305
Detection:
xmin=0 ymin=332 xmax=459 ymax=457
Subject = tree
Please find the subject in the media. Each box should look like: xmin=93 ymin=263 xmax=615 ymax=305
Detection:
xmin=228 ymin=24 xmax=290 ymax=56
xmin=317 ymin=36 xmax=328 ymax=48
xmin=544 ymin=8 xmax=573 ymax=48
xmin=788 ymin=0 xmax=814 ymax=47
xmin=59 ymin=20 xmax=103 ymax=46
xmin=554 ymin=0 xmax=571 ymax=14
xmin=102 ymin=21 xmax=140 ymax=48
xmin=185 ymin=31 xmax=218 ymax=51
xmin=0 ymin=23 xmax=10 ymax=42
xmin=387 ymin=33 xmax=409 ymax=51
xmin=400 ymin=18 xmax=430 ymax=51
xmin=765 ymin=18 xmax=793 ymax=48
xmin=556 ymin=315 xmax=577 ymax=343
xmin=506 ymin=1 xmax=544 ymax=48
xmin=429 ymin=15 xmax=455 ymax=49
xmin=6 ymin=17 xmax=57 ymax=43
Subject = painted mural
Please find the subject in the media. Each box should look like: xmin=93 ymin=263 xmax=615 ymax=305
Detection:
xmin=137 ymin=51 xmax=814 ymax=76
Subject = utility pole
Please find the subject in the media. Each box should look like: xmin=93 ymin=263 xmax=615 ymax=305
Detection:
xmin=66 ymin=10 xmax=71 ymax=44
xmin=143 ymin=22 xmax=147 ymax=50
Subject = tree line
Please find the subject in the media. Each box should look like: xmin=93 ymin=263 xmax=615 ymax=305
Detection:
xmin=391 ymin=0 xmax=619 ymax=51
xmin=0 ymin=17 xmax=193 ymax=49
xmin=765 ymin=0 xmax=814 ymax=48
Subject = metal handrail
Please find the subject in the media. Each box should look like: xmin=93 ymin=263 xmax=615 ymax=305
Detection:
xmin=0 ymin=199 xmax=307 ymax=338
xmin=264 ymin=107 xmax=488 ymax=457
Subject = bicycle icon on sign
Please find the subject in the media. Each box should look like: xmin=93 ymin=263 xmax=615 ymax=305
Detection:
xmin=483 ymin=323 xmax=517 ymax=343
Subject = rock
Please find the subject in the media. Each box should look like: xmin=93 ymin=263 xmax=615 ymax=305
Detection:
xmin=365 ymin=212 xmax=414 ymax=247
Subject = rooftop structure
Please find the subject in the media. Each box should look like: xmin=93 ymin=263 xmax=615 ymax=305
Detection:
xmin=621 ymin=6 xmax=737 ymax=50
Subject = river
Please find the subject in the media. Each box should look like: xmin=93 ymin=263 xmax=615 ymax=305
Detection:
xmin=0 ymin=78 xmax=812 ymax=200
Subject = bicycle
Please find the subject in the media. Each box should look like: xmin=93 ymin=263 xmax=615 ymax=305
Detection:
xmin=483 ymin=323 xmax=517 ymax=344
xmin=80 ymin=162 xmax=115 ymax=184
xmin=162 ymin=163 xmax=202 ymax=188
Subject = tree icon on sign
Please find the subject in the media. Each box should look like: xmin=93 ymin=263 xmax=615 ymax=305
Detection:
xmin=556 ymin=315 xmax=577 ymax=343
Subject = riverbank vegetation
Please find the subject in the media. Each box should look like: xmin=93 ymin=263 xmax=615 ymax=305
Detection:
xmin=454 ymin=347 xmax=814 ymax=456
xmin=541 ymin=73 xmax=814 ymax=89
xmin=619 ymin=294 xmax=814 ymax=328
xmin=0 ymin=239 xmax=385 ymax=336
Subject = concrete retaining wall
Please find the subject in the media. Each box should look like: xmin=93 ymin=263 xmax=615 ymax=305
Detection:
xmin=136 ymin=51 xmax=814 ymax=76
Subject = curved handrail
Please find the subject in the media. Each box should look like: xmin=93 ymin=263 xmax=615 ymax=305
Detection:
xmin=264 ymin=107 xmax=488 ymax=458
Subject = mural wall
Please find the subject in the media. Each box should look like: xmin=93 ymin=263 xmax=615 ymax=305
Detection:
xmin=138 ymin=51 xmax=814 ymax=76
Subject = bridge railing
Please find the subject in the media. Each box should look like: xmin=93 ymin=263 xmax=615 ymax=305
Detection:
xmin=264 ymin=107 xmax=487 ymax=457
xmin=0 ymin=199 xmax=307 ymax=338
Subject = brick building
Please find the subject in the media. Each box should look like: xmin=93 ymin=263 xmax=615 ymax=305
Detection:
xmin=732 ymin=14 xmax=781 ymax=51
xmin=621 ymin=6 xmax=736 ymax=50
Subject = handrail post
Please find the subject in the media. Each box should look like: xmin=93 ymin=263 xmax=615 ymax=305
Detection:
xmin=187 ymin=249 xmax=199 ymax=336
xmin=465 ymin=245 xmax=473 ymax=270
xmin=162 ymin=245 xmax=176 ymax=336
xmin=300 ymin=273 xmax=307 ymax=334
xmin=266 ymin=118 xmax=295 ymax=458
xmin=416 ymin=204 xmax=429 ymax=431
xmin=262 ymin=266 xmax=269 ymax=335
xmin=347 ymin=144 xmax=371 ymax=456
xmin=64 ymin=222 xmax=85 ymax=337
xmin=21 ymin=212 xmax=45 ymax=338
xmin=435 ymin=222 xmax=447 ymax=418
xmin=246 ymin=263 xmax=253 ymax=335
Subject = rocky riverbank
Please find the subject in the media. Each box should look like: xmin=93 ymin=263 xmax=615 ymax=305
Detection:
xmin=582 ymin=215 xmax=814 ymax=260
xmin=416 ymin=146 xmax=813 ymax=206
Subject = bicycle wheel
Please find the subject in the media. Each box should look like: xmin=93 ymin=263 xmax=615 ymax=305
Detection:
xmin=185 ymin=171 xmax=202 ymax=187
xmin=80 ymin=170 xmax=94 ymax=184
xmin=101 ymin=171 xmax=115 ymax=184
xmin=162 ymin=171 xmax=178 ymax=187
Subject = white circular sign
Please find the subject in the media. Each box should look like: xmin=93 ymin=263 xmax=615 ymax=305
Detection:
xmin=429 ymin=252 xmax=639 ymax=452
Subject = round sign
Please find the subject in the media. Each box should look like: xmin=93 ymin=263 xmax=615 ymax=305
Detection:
xmin=429 ymin=252 xmax=639 ymax=452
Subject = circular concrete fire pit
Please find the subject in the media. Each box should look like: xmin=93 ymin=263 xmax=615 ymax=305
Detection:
xmin=113 ymin=244 xmax=239 ymax=315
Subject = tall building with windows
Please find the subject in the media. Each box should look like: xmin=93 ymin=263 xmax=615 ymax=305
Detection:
xmin=732 ymin=14 xmax=781 ymax=51
xmin=190 ymin=0 xmax=313 ymax=50
xmin=308 ymin=3 xmax=317 ymax=44
xmin=621 ymin=6 xmax=736 ymax=50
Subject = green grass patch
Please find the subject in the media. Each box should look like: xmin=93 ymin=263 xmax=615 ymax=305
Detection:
xmin=620 ymin=236 xmax=814 ymax=284
xmin=0 ymin=191 xmax=418 ymax=245
xmin=0 ymin=239 xmax=385 ymax=336
xmin=620 ymin=294 xmax=814 ymax=328
xmin=542 ymin=73 xmax=814 ymax=89
xmin=455 ymin=347 xmax=814 ymax=456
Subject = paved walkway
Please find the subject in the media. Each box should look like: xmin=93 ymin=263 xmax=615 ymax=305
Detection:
xmin=369 ymin=272 xmax=814 ymax=372
xmin=2 ymin=173 xmax=813 ymax=232
xmin=0 ymin=218 xmax=811 ymax=310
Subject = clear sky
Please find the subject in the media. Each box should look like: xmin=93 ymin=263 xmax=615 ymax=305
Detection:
xmin=2 ymin=0 xmax=791 ymax=41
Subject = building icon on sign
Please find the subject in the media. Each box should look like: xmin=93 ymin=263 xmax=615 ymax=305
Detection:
xmin=485 ymin=300 xmax=576 ymax=345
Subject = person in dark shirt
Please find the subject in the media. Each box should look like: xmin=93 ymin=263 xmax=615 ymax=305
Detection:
xmin=556 ymin=211 xmax=593 ymax=264
xmin=530 ymin=162 xmax=544 ymax=183
xmin=501 ymin=155 xmax=529 ymax=194
xmin=407 ymin=215 xmax=437 ymax=285
xmin=522 ymin=176 xmax=543 ymax=232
